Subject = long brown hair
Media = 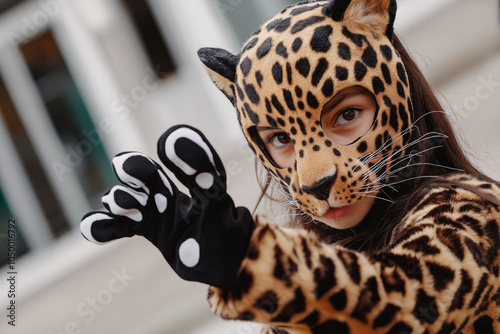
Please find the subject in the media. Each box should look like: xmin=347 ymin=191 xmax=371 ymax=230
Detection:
xmin=255 ymin=34 xmax=499 ymax=251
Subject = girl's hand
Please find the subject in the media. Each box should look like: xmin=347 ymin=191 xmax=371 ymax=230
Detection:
xmin=80 ymin=125 xmax=254 ymax=287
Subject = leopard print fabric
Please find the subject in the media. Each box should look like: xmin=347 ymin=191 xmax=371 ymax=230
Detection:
xmin=209 ymin=174 xmax=500 ymax=333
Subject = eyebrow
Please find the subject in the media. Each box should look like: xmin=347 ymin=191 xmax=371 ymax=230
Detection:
xmin=322 ymin=90 xmax=365 ymax=114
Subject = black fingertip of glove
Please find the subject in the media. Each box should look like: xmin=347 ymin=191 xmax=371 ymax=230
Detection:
xmin=157 ymin=124 xmax=225 ymax=174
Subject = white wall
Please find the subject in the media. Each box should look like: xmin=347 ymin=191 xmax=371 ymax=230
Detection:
xmin=398 ymin=0 xmax=500 ymax=179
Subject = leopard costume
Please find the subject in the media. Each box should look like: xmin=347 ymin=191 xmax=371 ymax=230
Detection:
xmin=81 ymin=0 xmax=500 ymax=333
xmin=197 ymin=0 xmax=500 ymax=333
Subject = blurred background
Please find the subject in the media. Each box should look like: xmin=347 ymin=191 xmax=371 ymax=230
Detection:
xmin=0 ymin=0 xmax=498 ymax=333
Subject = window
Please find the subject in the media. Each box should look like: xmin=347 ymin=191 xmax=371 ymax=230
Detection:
xmin=19 ymin=30 xmax=115 ymax=209
xmin=0 ymin=72 xmax=70 ymax=237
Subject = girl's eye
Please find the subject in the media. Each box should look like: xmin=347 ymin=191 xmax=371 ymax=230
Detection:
xmin=335 ymin=108 xmax=360 ymax=125
xmin=269 ymin=133 xmax=291 ymax=148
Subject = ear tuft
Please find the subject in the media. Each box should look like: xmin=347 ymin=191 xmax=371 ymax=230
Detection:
xmin=197 ymin=48 xmax=239 ymax=103
xmin=325 ymin=0 xmax=397 ymax=39
xmin=323 ymin=0 xmax=352 ymax=21
xmin=386 ymin=0 xmax=397 ymax=39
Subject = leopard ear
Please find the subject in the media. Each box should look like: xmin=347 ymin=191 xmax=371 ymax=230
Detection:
xmin=198 ymin=47 xmax=239 ymax=103
xmin=323 ymin=0 xmax=352 ymax=21
xmin=323 ymin=0 xmax=397 ymax=39
xmin=386 ymin=0 xmax=397 ymax=39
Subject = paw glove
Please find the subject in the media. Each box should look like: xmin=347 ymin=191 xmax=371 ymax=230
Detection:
xmin=80 ymin=125 xmax=255 ymax=287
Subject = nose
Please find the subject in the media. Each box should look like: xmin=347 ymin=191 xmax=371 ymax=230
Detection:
xmin=300 ymin=174 xmax=337 ymax=201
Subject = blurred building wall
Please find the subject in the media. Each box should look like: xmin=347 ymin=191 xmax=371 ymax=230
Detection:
xmin=0 ymin=0 xmax=498 ymax=333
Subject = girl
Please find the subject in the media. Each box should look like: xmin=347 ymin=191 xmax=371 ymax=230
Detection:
xmin=81 ymin=0 xmax=500 ymax=333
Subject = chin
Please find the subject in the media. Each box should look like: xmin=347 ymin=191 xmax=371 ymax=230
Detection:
xmin=313 ymin=195 xmax=376 ymax=230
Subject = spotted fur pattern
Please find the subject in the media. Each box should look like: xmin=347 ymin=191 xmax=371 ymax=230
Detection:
xmin=208 ymin=174 xmax=500 ymax=333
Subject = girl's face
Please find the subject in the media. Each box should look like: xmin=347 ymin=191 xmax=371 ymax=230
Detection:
xmin=199 ymin=2 xmax=414 ymax=231
xmin=257 ymin=87 xmax=378 ymax=229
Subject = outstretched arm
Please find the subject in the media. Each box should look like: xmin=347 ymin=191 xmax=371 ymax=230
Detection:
xmin=208 ymin=175 xmax=500 ymax=333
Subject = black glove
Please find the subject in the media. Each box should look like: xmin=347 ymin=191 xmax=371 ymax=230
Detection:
xmin=80 ymin=125 xmax=255 ymax=287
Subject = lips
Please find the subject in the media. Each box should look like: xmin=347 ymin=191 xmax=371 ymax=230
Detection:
xmin=323 ymin=206 xmax=351 ymax=219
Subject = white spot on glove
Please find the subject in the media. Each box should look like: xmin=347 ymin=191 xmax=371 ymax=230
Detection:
xmin=195 ymin=172 xmax=214 ymax=189
xmin=154 ymin=193 xmax=167 ymax=213
xmin=178 ymin=238 xmax=200 ymax=268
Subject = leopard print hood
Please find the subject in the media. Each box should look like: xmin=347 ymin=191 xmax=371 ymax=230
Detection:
xmin=198 ymin=0 xmax=413 ymax=223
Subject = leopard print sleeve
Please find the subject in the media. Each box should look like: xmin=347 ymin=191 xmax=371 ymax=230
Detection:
xmin=208 ymin=174 xmax=500 ymax=334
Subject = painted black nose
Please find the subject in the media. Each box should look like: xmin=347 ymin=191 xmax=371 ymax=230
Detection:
xmin=301 ymin=174 xmax=337 ymax=201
